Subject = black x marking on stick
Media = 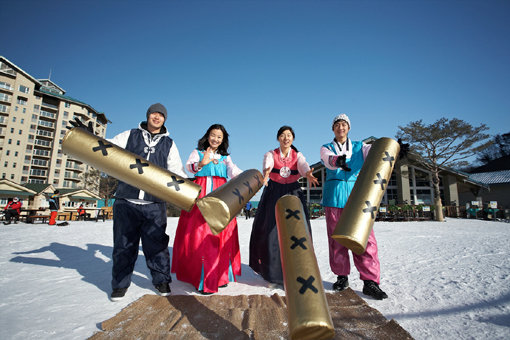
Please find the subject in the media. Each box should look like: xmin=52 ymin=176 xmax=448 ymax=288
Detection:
xmin=243 ymin=181 xmax=253 ymax=195
xmin=129 ymin=158 xmax=149 ymax=174
xmin=290 ymin=236 xmax=307 ymax=250
xmin=92 ymin=140 xmax=113 ymax=156
xmin=382 ymin=151 xmax=395 ymax=168
xmin=286 ymin=209 xmax=300 ymax=220
xmin=362 ymin=201 xmax=377 ymax=219
xmin=374 ymin=173 xmax=387 ymax=190
xmin=253 ymin=175 xmax=262 ymax=187
xmin=232 ymin=188 xmax=244 ymax=204
xmin=297 ymin=276 xmax=318 ymax=294
xmin=167 ymin=176 xmax=185 ymax=192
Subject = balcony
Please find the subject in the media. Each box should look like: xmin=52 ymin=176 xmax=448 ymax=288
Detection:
xmin=36 ymin=129 xmax=54 ymax=138
xmin=40 ymin=110 xmax=56 ymax=119
xmin=41 ymin=101 xmax=58 ymax=110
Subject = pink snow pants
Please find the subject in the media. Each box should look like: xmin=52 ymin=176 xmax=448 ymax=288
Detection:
xmin=325 ymin=207 xmax=381 ymax=284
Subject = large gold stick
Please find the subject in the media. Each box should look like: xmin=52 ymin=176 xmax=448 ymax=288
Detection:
xmin=62 ymin=128 xmax=201 ymax=212
xmin=196 ymin=169 xmax=263 ymax=235
xmin=332 ymin=137 xmax=400 ymax=254
xmin=275 ymin=195 xmax=335 ymax=340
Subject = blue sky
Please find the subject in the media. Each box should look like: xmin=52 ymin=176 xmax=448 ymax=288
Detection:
xmin=3 ymin=0 xmax=510 ymax=176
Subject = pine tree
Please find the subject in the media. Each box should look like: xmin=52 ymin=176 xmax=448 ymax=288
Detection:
xmin=396 ymin=118 xmax=491 ymax=221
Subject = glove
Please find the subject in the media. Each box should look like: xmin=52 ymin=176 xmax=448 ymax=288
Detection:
xmin=397 ymin=138 xmax=410 ymax=159
xmin=67 ymin=118 xmax=94 ymax=134
xmin=335 ymin=154 xmax=351 ymax=172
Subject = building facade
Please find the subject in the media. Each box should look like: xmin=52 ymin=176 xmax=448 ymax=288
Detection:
xmin=0 ymin=56 xmax=108 ymax=191
xmin=298 ymin=138 xmax=486 ymax=212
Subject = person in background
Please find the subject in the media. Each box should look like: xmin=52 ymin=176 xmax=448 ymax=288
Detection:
xmin=106 ymin=103 xmax=187 ymax=301
xmin=320 ymin=113 xmax=388 ymax=300
xmin=77 ymin=203 xmax=90 ymax=220
xmin=48 ymin=191 xmax=61 ymax=226
xmin=3 ymin=197 xmax=22 ymax=225
xmin=244 ymin=201 xmax=252 ymax=219
xmin=249 ymin=125 xmax=318 ymax=286
xmin=172 ymin=124 xmax=243 ymax=295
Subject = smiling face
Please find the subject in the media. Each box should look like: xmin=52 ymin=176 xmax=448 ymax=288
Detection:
xmin=278 ymin=129 xmax=294 ymax=151
xmin=333 ymin=120 xmax=350 ymax=143
xmin=208 ymin=128 xmax=224 ymax=151
xmin=147 ymin=112 xmax=165 ymax=133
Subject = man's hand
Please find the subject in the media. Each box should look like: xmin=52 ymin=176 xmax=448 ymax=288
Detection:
xmin=335 ymin=154 xmax=351 ymax=172
xmin=67 ymin=118 xmax=94 ymax=134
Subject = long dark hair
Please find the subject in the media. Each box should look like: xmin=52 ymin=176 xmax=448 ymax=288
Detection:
xmin=277 ymin=125 xmax=298 ymax=152
xmin=197 ymin=124 xmax=230 ymax=156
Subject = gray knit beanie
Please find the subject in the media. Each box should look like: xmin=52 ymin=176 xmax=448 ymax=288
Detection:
xmin=146 ymin=103 xmax=167 ymax=122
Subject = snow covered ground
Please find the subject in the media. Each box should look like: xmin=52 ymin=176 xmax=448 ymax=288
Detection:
xmin=1 ymin=217 xmax=509 ymax=339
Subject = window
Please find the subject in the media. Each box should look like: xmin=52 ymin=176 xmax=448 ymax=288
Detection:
xmin=15 ymin=151 xmax=18 ymax=156
xmin=23 ymin=108 xmax=26 ymax=113
xmin=4 ymin=161 xmax=7 ymax=167
xmin=10 ymin=174 xmax=14 ymax=180
xmin=17 ymin=97 xmax=27 ymax=105
xmin=0 ymin=81 xmax=13 ymax=90
xmin=34 ymin=104 xmax=40 ymax=112
xmin=19 ymin=85 xmax=30 ymax=94
xmin=1 ymin=173 xmax=5 ymax=179
xmin=21 ymin=118 xmax=24 ymax=124
xmin=13 ymin=162 xmax=17 ymax=168
xmin=12 ymin=116 xmax=16 ymax=122
xmin=5 ymin=150 xmax=9 ymax=156
xmin=8 ymin=139 xmax=11 ymax=144
xmin=19 ymin=130 xmax=22 ymax=135
xmin=65 ymin=102 xmax=70 ymax=108
xmin=16 ymin=140 xmax=20 ymax=145
xmin=63 ymin=111 xmax=69 ymax=117
xmin=10 ymin=128 xmax=14 ymax=133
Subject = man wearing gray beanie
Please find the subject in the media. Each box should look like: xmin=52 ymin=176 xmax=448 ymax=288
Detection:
xmin=107 ymin=102 xmax=187 ymax=301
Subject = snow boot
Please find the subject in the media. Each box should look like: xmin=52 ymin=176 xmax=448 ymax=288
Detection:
xmin=110 ymin=288 xmax=128 ymax=301
xmin=332 ymin=275 xmax=349 ymax=292
xmin=362 ymin=280 xmax=388 ymax=300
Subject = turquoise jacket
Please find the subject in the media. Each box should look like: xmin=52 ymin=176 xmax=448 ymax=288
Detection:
xmin=195 ymin=149 xmax=228 ymax=178
xmin=322 ymin=140 xmax=364 ymax=208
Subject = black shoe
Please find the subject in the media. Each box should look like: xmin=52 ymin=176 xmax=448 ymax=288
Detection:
xmin=155 ymin=282 xmax=171 ymax=296
xmin=219 ymin=284 xmax=228 ymax=288
xmin=362 ymin=280 xmax=388 ymax=300
xmin=197 ymin=289 xmax=213 ymax=295
xmin=332 ymin=275 xmax=349 ymax=291
xmin=110 ymin=288 xmax=128 ymax=301
xmin=3 ymin=221 xmax=11 ymax=225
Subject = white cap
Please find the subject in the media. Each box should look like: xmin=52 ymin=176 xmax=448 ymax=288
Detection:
xmin=13 ymin=197 xmax=19 ymax=202
xmin=332 ymin=113 xmax=350 ymax=128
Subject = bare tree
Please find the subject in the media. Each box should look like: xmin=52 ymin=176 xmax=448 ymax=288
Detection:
xmin=99 ymin=173 xmax=118 ymax=207
xmin=396 ymin=118 xmax=491 ymax=221
xmin=81 ymin=168 xmax=101 ymax=193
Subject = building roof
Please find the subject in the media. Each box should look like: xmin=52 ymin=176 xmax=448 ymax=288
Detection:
xmin=469 ymin=170 xmax=510 ymax=185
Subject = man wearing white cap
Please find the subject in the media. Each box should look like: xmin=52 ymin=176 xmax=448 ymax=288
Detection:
xmin=320 ymin=113 xmax=388 ymax=300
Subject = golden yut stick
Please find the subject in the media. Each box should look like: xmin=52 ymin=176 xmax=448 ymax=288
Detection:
xmin=62 ymin=128 xmax=201 ymax=212
xmin=196 ymin=169 xmax=263 ymax=235
xmin=275 ymin=195 xmax=335 ymax=340
xmin=332 ymin=137 xmax=400 ymax=254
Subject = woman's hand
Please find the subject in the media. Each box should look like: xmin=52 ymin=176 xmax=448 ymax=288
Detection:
xmin=262 ymin=167 xmax=271 ymax=186
xmin=306 ymin=168 xmax=319 ymax=187
xmin=199 ymin=147 xmax=214 ymax=168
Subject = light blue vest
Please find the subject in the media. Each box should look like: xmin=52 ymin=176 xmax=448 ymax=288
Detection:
xmin=322 ymin=140 xmax=364 ymax=208
xmin=195 ymin=149 xmax=228 ymax=178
